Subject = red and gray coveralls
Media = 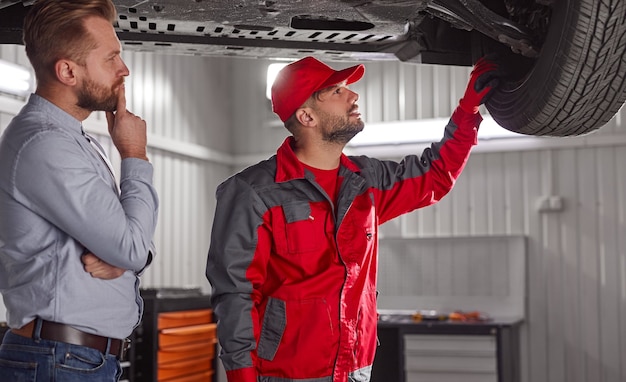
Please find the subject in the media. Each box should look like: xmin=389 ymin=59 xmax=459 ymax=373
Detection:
xmin=206 ymin=107 xmax=481 ymax=382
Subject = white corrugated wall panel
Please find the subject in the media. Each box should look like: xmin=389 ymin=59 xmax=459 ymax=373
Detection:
xmin=381 ymin=143 xmax=626 ymax=382
xmin=115 ymin=52 xmax=234 ymax=291
xmin=379 ymin=142 xmax=626 ymax=382
xmin=350 ymin=62 xmax=470 ymax=122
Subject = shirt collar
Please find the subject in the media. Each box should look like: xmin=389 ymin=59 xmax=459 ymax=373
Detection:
xmin=26 ymin=93 xmax=84 ymax=135
xmin=275 ymin=136 xmax=361 ymax=183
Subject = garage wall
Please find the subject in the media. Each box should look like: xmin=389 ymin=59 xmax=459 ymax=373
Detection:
xmin=230 ymin=58 xmax=626 ymax=382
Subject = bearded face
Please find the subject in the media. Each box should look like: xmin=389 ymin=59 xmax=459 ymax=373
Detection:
xmin=76 ymin=77 xmax=121 ymax=112
xmin=318 ymin=107 xmax=364 ymax=145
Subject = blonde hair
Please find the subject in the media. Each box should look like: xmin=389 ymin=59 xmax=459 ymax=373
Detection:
xmin=23 ymin=0 xmax=117 ymax=83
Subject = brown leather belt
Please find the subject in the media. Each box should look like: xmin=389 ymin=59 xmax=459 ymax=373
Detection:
xmin=12 ymin=319 xmax=130 ymax=361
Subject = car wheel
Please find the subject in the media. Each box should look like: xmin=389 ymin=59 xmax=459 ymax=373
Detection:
xmin=484 ymin=0 xmax=626 ymax=136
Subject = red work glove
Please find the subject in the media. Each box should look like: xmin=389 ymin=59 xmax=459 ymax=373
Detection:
xmin=459 ymin=56 xmax=500 ymax=114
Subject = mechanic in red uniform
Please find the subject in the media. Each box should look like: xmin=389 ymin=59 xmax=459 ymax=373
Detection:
xmin=206 ymin=55 xmax=499 ymax=382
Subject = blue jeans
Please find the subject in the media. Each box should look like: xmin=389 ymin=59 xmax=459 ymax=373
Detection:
xmin=0 ymin=329 xmax=122 ymax=382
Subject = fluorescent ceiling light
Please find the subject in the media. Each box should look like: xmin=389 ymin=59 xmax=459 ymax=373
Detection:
xmin=348 ymin=115 xmax=523 ymax=147
xmin=266 ymin=63 xmax=288 ymax=100
xmin=0 ymin=60 xmax=33 ymax=96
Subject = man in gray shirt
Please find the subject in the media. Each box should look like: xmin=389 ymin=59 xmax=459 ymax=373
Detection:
xmin=0 ymin=0 xmax=158 ymax=381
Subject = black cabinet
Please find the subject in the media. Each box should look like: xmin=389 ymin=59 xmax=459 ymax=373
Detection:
xmin=372 ymin=316 xmax=522 ymax=382
xmin=132 ymin=288 xmax=215 ymax=382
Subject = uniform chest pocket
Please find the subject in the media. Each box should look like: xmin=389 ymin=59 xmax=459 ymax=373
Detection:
xmin=281 ymin=201 xmax=324 ymax=254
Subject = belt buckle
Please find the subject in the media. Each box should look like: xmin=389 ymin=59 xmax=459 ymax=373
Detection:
xmin=119 ymin=338 xmax=131 ymax=361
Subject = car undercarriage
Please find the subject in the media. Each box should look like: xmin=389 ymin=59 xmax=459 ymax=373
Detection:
xmin=0 ymin=0 xmax=624 ymax=137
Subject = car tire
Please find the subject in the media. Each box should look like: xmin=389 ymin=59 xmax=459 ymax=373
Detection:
xmin=484 ymin=0 xmax=626 ymax=136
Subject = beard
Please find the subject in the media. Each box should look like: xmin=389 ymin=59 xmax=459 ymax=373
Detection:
xmin=76 ymin=78 xmax=120 ymax=112
xmin=319 ymin=108 xmax=364 ymax=145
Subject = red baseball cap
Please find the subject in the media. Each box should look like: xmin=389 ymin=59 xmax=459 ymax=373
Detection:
xmin=271 ymin=56 xmax=365 ymax=122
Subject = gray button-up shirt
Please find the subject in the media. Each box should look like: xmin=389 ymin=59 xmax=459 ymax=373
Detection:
xmin=0 ymin=94 xmax=159 ymax=339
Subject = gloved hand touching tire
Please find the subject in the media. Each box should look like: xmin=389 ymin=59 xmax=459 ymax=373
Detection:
xmin=459 ymin=56 xmax=501 ymax=114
